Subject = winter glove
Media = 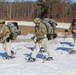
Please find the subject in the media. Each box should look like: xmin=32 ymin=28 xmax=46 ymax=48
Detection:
xmin=17 ymin=30 xmax=21 ymax=35
xmin=31 ymin=36 xmax=35 ymax=40
xmin=64 ymin=29 xmax=68 ymax=32
xmin=0 ymin=37 xmax=1 ymax=39
xmin=53 ymin=33 xmax=58 ymax=39
xmin=47 ymin=34 xmax=51 ymax=40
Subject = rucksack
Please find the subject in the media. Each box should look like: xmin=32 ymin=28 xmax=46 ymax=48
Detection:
xmin=43 ymin=18 xmax=57 ymax=32
xmin=7 ymin=22 xmax=21 ymax=40
xmin=70 ymin=19 xmax=76 ymax=34
xmin=43 ymin=18 xmax=57 ymax=40
xmin=72 ymin=19 xmax=76 ymax=27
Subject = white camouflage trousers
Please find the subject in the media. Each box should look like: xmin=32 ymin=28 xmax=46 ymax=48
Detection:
xmin=32 ymin=38 xmax=52 ymax=58
xmin=73 ymin=34 xmax=76 ymax=51
xmin=2 ymin=40 xmax=12 ymax=56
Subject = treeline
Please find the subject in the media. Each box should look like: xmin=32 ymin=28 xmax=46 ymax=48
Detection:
xmin=0 ymin=0 xmax=76 ymax=22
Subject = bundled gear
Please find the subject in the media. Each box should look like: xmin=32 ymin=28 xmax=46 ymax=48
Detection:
xmin=7 ymin=22 xmax=21 ymax=40
xmin=43 ymin=18 xmax=58 ymax=40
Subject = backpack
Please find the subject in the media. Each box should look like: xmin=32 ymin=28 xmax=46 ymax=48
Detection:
xmin=43 ymin=18 xmax=57 ymax=32
xmin=70 ymin=19 xmax=76 ymax=34
xmin=43 ymin=18 xmax=57 ymax=40
xmin=7 ymin=22 xmax=21 ymax=40
xmin=72 ymin=19 xmax=76 ymax=27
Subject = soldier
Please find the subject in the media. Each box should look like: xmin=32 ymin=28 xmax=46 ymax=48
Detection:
xmin=43 ymin=17 xmax=57 ymax=40
xmin=27 ymin=18 xmax=53 ymax=62
xmin=65 ymin=18 xmax=76 ymax=54
xmin=0 ymin=19 xmax=14 ymax=59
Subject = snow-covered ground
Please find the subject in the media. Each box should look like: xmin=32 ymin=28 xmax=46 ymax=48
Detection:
xmin=5 ymin=21 xmax=35 ymax=26
xmin=5 ymin=20 xmax=71 ymax=28
xmin=0 ymin=22 xmax=76 ymax=75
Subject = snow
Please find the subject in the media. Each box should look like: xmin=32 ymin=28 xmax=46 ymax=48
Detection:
xmin=5 ymin=21 xmax=71 ymax=28
xmin=0 ymin=22 xmax=76 ymax=75
xmin=56 ymin=23 xmax=71 ymax=29
xmin=5 ymin=21 xmax=35 ymax=26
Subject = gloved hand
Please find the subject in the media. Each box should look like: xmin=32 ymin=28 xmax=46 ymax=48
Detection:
xmin=64 ymin=29 xmax=68 ymax=32
xmin=0 ymin=37 xmax=1 ymax=39
xmin=17 ymin=30 xmax=21 ymax=35
xmin=53 ymin=33 xmax=58 ymax=39
xmin=47 ymin=34 xmax=51 ymax=40
xmin=31 ymin=36 xmax=35 ymax=40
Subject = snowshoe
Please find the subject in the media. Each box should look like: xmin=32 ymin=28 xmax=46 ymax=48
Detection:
xmin=3 ymin=56 xmax=15 ymax=60
xmin=25 ymin=57 xmax=36 ymax=62
xmin=43 ymin=57 xmax=53 ymax=61
xmin=4 ymin=56 xmax=13 ymax=59
xmin=11 ymin=51 xmax=14 ymax=55
xmin=69 ymin=50 xmax=76 ymax=54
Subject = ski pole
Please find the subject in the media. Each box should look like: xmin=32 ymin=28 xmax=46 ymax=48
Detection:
xmin=61 ymin=31 xmax=67 ymax=54
xmin=63 ymin=31 xmax=66 ymax=46
xmin=33 ymin=38 xmax=46 ymax=63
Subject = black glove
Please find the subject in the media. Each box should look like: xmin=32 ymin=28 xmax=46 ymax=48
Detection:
xmin=53 ymin=33 xmax=58 ymax=39
xmin=17 ymin=30 xmax=21 ymax=35
xmin=0 ymin=37 xmax=1 ymax=39
xmin=31 ymin=36 xmax=35 ymax=40
xmin=47 ymin=34 xmax=51 ymax=40
xmin=65 ymin=29 xmax=68 ymax=32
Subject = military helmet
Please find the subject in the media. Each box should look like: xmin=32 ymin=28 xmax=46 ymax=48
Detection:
xmin=0 ymin=19 xmax=5 ymax=24
xmin=33 ymin=18 xmax=41 ymax=23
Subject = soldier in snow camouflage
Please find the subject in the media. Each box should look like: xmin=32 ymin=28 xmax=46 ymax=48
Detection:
xmin=27 ymin=18 xmax=53 ymax=62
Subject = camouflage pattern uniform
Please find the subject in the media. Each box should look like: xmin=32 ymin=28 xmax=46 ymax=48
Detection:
xmin=68 ymin=18 xmax=76 ymax=53
xmin=29 ymin=18 xmax=53 ymax=61
xmin=0 ymin=20 xmax=13 ymax=59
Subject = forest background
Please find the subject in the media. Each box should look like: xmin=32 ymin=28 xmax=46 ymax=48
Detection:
xmin=0 ymin=0 xmax=76 ymax=22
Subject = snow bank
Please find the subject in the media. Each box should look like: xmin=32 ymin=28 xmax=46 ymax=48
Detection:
xmin=56 ymin=23 xmax=71 ymax=29
xmin=5 ymin=21 xmax=35 ymax=26
xmin=5 ymin=21 xmax=71 ymax=29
